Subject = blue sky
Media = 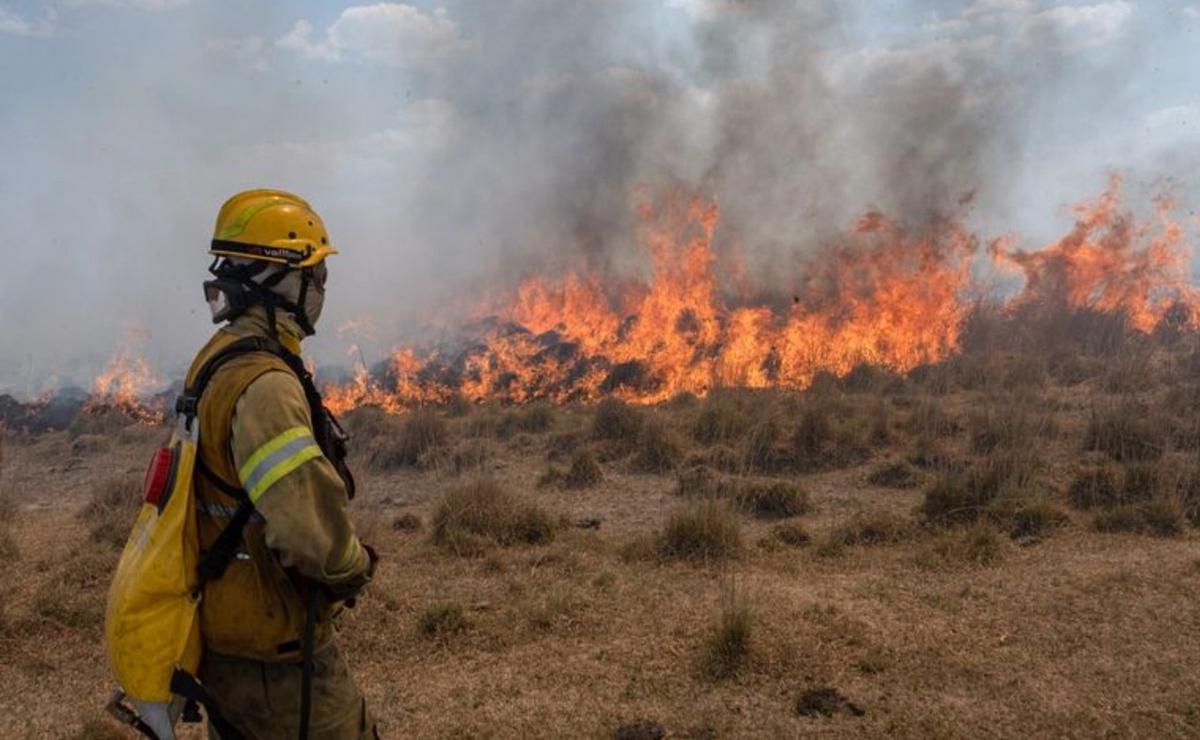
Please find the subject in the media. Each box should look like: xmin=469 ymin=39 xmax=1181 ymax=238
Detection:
xmin=0 ymin=0 xmax=1197 ymax=394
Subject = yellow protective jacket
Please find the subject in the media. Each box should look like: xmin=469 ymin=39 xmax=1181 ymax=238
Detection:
xmin=187 ymin=307 xmax=371 ymax=661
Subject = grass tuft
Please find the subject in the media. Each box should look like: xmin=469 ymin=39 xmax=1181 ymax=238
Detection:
xmin=563 ymin=449 xmax=603 ymax=489
xmin=630 ymin=418 xmax=683 ymax=474
xmin=658 ymin=500 xmax=742 ymax=561
xmin=1084 ymin=402 xmax=1166 ymax=462
xmin=733 ymin=480 xmax=809 ymax=519
xmin=701 ymin=583 xmax=752 ymax=680
xmin=417 ymin=602 xmax=468 ymax=641
xmin=430 ymin=480 xmax=558 ymax=555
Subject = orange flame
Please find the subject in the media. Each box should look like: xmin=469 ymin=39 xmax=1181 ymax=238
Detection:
xmin=87 ymin=327 xmax=164 ymax=423
xmin=991 ymin=175 xmax=1195 ymax=331
xmin=324 ymin=188 xmax=981 ymax=412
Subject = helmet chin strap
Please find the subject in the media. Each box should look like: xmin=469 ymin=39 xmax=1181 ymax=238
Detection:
xmin=207 ymin=259 xmax=318 ymax=343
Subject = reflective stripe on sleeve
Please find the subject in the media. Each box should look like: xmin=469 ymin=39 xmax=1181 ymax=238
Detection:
xmin=331 ymin=535 xmax=363 ymax=574
xmin=238 ymin=426 xmax=323 ymax=503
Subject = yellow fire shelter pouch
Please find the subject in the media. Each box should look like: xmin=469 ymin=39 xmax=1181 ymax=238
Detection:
xmin=104 ymin=338 xmax=273 ymax=740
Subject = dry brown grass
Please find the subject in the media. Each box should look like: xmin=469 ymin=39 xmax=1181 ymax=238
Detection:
xmin=81 ymin=474 xmax=141 ymax=550
xmin=691 ymin=393 xmax=749 ymax=446
xmin=700 ymin=582 xmax=753 ymax=680
xmin=1084 ymin=400 xmax=1167 ymax=462
xmin=14 ymin=326 xmax=1200 ymax=738
xmin=732 ymin=479 xmax=809 ymax=519
xmin=630 ymin=417 xmax=684 ymax=474
xmin=591 ymin=398 xmax=643 ymax=442
xmin=430 ymin=479 xmax=558 ymax=555
xmin=657 ymin=500 xmax=742 ymax=562
xmin=363 ymin=408 xmax=450 ymax=469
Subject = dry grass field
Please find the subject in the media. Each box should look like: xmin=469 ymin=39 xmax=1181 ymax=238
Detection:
xmin=3 ymin=311 xmax=1200 ymax=738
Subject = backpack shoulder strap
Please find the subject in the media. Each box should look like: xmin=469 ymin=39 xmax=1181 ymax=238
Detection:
xmin=179 ymin=335 xmax=283 ymax=590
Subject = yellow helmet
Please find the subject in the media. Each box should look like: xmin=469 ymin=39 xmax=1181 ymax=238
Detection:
xmin=210 ymin=189 xmax=338 ymax=268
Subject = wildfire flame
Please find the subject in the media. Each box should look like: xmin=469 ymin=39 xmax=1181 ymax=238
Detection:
xmin=322 ymin=179 xmax=1195 ymax=414
xmin=323 ymin=189 xmax=982 ymax=413
xmin=69 ymin=178 xmax=1194 ymax=419
xmin=991 ymin=175 xmax=1195 ymax=332
xmin=86 ymin=326 xmax=164 ymax=423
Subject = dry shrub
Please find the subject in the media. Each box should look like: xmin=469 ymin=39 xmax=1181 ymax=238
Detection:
xmin=789 ymin=399 xmax=867 ymax=471
xmin=563 ymin=449 xmax=603 ymax=489
xmin=546 ymin=430 xmax=584 ymax=461
xmin=770 ymin=522 xmax=811 ymax=547
xmin=920 ymin=475 xmax=987 ymax=526
xmin=1001 ymin=355 xmax=1048 ymax=390
xmin=341 ymin=406 xmax=392 ymax=443
xmin=733 ymin=480 xmax=809 ymax=519
xmin=1067 ymin=465 xmax=1122 ymax=510
xmin=1004 ymin=500 xmax=1070 ymax=540
xmin=931 ymin=523 xmax=1005 ymax=566
xmin=70 ymin=433 xmax=111 ymax=456
xmin=1091 ymin=498 xmax=1186 ymax=537
xmin=1048 ymin=352 xmax=1100 ymax=386
xmin=658 ymin=500 xmax=742 ymax=561
xmin=1176 ymin=467 xmax=1200 ymax=526
xmin=83 ymin=475 xmax=142 ymax=549
xmin=417 ymin=602 xmax=468 ymax=641
xmin=451 ymin=438 xmax=492 ymax=475
xmin=868 ymin=396 xmax=892 ymax=446
xmin=968 ymin=403 xmax=1037 ymax=455
xmin=826 ymin=510 xmax=914 ymax=547
xmin=692 ymin=394 xmax=748 ymax=445
xmin=1103 ymin=346 xmax=1157 ymax=393
xmin=674 ymin=465 xmax=733 ymax=499
xmin=841 ymin=363 xmax=905 ymax=394
xmin=1121 ymin=462 xmax=1168 ymax=502
xmin=685 ymin=445 xmax=741 ymax=473
xmin=1091 ymin=505 xmax=1145 ymax=534
xmin=1140 ymin=498 xmax=1187 ymax=537
xmin=592 ymin=398 xmax=643 ymax=442
xmin=866 ymin=461 xmax=921 ymax=489
xmin=1085 ymin=401 xmax=1166 ymax=462
xmin=630 ymin=418 xmax=683 ymax=474
xmin=903 ymin=397 xmax=959 ymax=439
xmin=391 ymin=512 xmax=423 ymax=532
xmin=742 ymin=418 xmax=786 ymax=473
xmin=365 ymin=409 xmax=449 ymax=469
xmin=440 ymin=395 xmax=472 ymax=418
xmin=430 ymin=480 xmax=558 ymax=555
xmin=701 ymin=584 xmax=752 ymax=680
xmin=499 ymin=402 xmax=556 ymax=436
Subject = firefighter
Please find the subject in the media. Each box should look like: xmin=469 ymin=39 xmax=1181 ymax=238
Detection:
xmin=187 ymin=189 xmax=378 ymax=738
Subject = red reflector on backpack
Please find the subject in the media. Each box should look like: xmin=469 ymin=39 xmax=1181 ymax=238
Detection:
xmin=143 ymin=447 xmax=175 ymax=506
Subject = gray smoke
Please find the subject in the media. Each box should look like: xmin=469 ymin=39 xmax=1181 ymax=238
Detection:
xmin=0 ymin=0 xmax=1185 ymax=395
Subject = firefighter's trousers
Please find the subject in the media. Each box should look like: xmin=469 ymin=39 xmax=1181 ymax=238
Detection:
xmin=200 ymin=641 xmax=379 ymax=739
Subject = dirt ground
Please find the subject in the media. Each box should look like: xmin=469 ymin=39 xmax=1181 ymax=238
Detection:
xmin=2 ymin=359 xmax=1200 ymax=739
